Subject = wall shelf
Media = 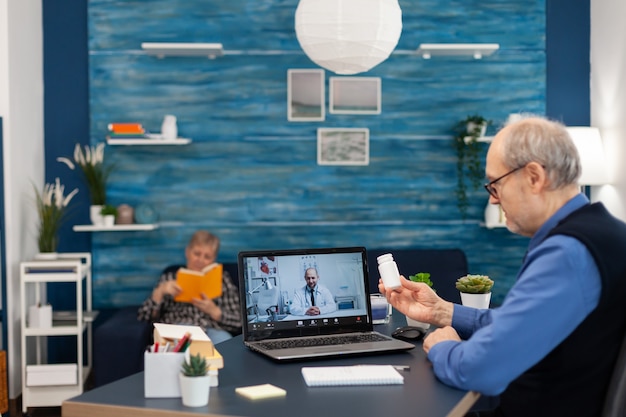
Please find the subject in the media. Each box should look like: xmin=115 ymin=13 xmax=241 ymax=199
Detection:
xmin=141 ymin=42 xmax=223 ymax=58
xmin=416 ymin=43 xmax=499 ymax=59
xmin=73 ymin=224 xmax=159 ymax=232
xmin=106 ymin=137 xmax=191 ymax=146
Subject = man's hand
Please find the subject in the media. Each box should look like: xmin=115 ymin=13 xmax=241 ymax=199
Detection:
xmin=422 ymin=326 xmax=461 ymax=354
xmin=306 ymin=306 xmax=321 ymax=316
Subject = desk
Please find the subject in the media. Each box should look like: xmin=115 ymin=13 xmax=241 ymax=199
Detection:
xmin=63 ymin=311 xmax=479 ymax=417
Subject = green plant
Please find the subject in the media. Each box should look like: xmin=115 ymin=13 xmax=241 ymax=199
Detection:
xmin=408 ymin=272 xmax=434 ymax=288
xmin=453 ymin=115 xmax=491 ymax=219
xmin=100 ymin=204 xmax=117 ymax=216
xmin=57 ymin=143 xmax=114 ymax=205
xmin=33 ymin=178 xmax=79 ymax=253
xmin=455 ymin=274 xmax=494 ymax=294
xmin=181 ymin=353 xmax=208 ymax=377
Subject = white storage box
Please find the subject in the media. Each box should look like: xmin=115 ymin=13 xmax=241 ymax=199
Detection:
xmin=26 ymin=364 xmax=77 ymax=386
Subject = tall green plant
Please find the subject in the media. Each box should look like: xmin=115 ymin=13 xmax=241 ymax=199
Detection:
xmin=34 ymin=178 xmax=79 ymax=252
xmin=57 ymin=143 xmax=114 ymax=205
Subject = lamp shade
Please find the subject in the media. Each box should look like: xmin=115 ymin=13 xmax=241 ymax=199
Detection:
xmin=295 ymin=0 xmax=402 ymax=75
xmin=566 ymin=127 xmax=609 ymax=185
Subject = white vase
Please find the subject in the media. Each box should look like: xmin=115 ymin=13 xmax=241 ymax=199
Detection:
xmin=103 ymin=215 xmax=115 ymax=227
xmin=406 ymin=316 xmax=430 ymax=331
xmin=161 ymin=114 xmax=178 ymax=140
xmin=35 ymin=252 xmax=58 ymax=261
xmin=460 ymin=292 xmax=491 ymax=309
xmin=179 ymin=373 xmax=211 ymax=407
xmin=90 ymin=205 xmax=104 ymax=226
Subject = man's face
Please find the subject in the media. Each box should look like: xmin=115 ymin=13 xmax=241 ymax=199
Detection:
xmin=304 ymin=269 xmax=319 ymax=289
xmin=185 ymin=244 xmax=216 ymax=271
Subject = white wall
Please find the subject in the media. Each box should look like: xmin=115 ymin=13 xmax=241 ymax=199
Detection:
xmin=591 ymin=0 xmax=626 ymax=219
xmin=0 ymin=0 xmax=44 ymax=399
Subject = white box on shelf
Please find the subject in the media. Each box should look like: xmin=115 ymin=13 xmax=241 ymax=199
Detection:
xmin=28 ymin=304 xmax=52 ymax=328
xmin=26 ymin=364 xmax=78 ymax=386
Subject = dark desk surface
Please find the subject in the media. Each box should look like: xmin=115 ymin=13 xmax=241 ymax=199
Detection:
xmin=63 ymin=311 xmax=478 ymax=417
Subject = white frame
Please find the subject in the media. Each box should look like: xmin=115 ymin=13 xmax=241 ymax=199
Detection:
xmin=317 ymin=128 xmax=370 ymax=166
xmin=287 ymin=69 xmax=325 ymax=122
xmin=329 ymin=77 xmax=381 ymax=115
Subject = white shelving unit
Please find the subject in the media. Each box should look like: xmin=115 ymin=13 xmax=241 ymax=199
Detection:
xmin=106 ymin=137 xmax=191 ymax=146
xmin=20 ymin=253 xmax=96 ymax=413
xmin=73 ymin=224 xmax=159 ymax=232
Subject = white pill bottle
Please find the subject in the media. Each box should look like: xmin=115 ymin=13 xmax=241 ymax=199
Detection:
xmin=376 ymin=253 xmax=401 ymax=290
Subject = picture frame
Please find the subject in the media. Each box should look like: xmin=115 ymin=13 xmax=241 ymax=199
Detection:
xmin=287 ymin=69 xmax=325 ymax=121
xmin=329 ymin=77 xmax=381 ymax=115
xmin=317 ymin=128 xmax=370 ymax=166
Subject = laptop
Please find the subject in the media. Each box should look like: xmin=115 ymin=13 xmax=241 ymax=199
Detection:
xmin=237 ymin=246 xmax=415 ymax=361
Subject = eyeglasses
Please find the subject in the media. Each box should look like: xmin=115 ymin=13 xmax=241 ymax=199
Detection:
xmin=484 ymin=166 xmax=525 ymax=199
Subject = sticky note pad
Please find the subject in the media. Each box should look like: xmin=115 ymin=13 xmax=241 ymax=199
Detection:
xmin=235 ymin=383 xmax=286 ymax=400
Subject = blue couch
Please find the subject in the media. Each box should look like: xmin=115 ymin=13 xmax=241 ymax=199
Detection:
xmin=93 ymin=250 xmax=468 ymax=387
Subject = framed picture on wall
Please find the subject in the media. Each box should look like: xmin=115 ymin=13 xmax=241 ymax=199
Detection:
xmin=317 ymin=128 xmax=370 ymax=166
xmin=287 ymin=69 xmax=325 ymax=121
xmin=329 ymin=77 xmax=381 ymax=115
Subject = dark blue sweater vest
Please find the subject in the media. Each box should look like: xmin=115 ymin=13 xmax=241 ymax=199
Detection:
xmin=498 ymin=203 xmax=626 ymax=417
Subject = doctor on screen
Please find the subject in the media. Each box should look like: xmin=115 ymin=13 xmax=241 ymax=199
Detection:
xmin=290 ymin=267 xmax=337 ymax=316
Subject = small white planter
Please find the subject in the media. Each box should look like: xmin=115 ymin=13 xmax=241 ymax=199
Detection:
xmin=103 ymin=215 xmax=115 ymax=227
xmin=90 ymin=205 xmax=104 ymax=226
xmin=460 ymin=292 xmax=491 ymax=309
xmin=179 ymin=373 xmax=211 ymax=407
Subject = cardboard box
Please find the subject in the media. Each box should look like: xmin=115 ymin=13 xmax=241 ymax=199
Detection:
xmin=26 ymin=364 xmax=77 ymax=386
xmin=152 ymin=323 xmax=223 ymax=369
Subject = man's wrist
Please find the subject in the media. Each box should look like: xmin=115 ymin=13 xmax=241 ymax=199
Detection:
xmin=431 ymin=300 xmax=454 ymax=327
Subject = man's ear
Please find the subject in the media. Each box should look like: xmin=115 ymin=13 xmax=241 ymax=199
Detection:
xmin=525 ymin=162 xmax=547 ymax=191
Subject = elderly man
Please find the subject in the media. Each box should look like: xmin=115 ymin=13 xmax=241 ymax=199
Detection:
xmin=381 ymin=116 xmax=626 ymax=417
xmin=290 ymin=267 xmax=337 ymax=316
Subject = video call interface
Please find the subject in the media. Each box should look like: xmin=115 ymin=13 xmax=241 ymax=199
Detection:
xmin=241 ymin=250 xmax=370 ymax=332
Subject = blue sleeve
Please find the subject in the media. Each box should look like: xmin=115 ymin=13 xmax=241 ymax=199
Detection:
xmin=427 ymin=236 xmax=600 ymax=395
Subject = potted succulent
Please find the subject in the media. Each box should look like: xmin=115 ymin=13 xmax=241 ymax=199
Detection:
xmin=455 ymin=274 xmax=494 ymax=309
xmin=405 ymin=272 xmax=434 ymax=330
xmin=179 ymin=353 xmax=211 ymax=407
xmin=100 ymin=204 xmax=117 ymax=227
xmin=453 ymin=115 xmax=491 ymax=219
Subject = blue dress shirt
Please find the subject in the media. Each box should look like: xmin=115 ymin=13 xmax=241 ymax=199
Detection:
xmin=428 ymin=194 xmax=601 ymax=395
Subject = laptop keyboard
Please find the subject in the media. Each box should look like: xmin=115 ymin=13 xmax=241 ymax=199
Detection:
xmin=256 ymin=333 xmax=390 ymax=351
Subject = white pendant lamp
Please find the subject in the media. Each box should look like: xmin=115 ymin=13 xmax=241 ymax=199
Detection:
xmin=295 ymin=0 xmax=403 ymax=75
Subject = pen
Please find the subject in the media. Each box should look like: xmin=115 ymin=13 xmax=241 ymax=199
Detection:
xmin=154 ymin=342 xmax=159 ymax=353
xmin=162 ymin=342 xmax=170 ymax=353
xmin=180 ymin=339 xmax=192 ymax=352
xmin=173 ymin=332 xmax=192 ymax=352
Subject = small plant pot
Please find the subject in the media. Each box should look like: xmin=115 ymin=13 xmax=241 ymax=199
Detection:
xmin=179 ymin=373 xmax=211 ymax=407
xmin=90 ymin=205 xmax=104 ymax=226
xmin=406 ymin=316 xmax=430 ymax=331
xmin=460 ymin=292 xmax=491 ymax=309
xmin=103 ymin=215 xmax=115 ymax=227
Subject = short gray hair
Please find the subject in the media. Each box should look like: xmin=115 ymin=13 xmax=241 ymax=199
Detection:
xmin=500 ymin=116 xmax=581 ymax=189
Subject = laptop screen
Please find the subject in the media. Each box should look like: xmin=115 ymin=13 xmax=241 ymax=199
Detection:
xmin=237 ymin=247 xmax=374 ymax=341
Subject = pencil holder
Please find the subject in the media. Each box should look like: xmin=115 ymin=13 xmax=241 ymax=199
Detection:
xmin=28 ymin=304 xmax=52 ymax=328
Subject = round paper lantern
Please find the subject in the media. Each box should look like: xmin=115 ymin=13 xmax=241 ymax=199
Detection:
xmin=295 ymin=0 xmax=403 ymax=75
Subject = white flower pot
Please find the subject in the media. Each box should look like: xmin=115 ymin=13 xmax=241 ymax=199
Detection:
xmin=179 ymin=373 xmax=211 ymax=407
xmin=103 ymin=215 xmax=115 ymax=227
xmin=35 ymin=252 xmax=58 ymax=261
xmin=460 ymin=292 xmax=491 ymax=309
xmin=90 ymin=205 xmax=104 ymax=226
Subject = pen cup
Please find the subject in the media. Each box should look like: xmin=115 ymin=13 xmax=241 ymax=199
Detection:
xmin=28 ymin=304 xmax=52 ymax=328
xmin=370 ymin=294 xmax=392 ymax=324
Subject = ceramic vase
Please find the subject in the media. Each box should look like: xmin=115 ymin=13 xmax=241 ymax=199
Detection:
xmin=90 ymin=205 xmax=104 ymax=226
xmin=179 ymin=373 xmax=211 ymax=407
xmin=460 ymin=292 xmax=491 ymax=309
xmin=161 ymin=114 xmax=178 ymax=140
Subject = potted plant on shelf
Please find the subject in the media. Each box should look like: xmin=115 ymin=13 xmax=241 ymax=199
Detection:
xmin=100 ymin=204 xmax=117 ymax=227
xmin=455 ymin=274 xmax=494 ymax=309
xmin=33 ymin=178 xmax=79 ymax=259
xmin=453 ymin=115 xmax=491 ymax=219
xmin=405 ymin=272 xmax=434 ymax=330
xmin=179 ymin=352 xmax=211 ymax=407
xmin=57 ymin=142 xmax=114 ymax=226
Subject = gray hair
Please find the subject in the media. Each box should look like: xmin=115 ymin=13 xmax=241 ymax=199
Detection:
xmin=500 ymin=116 xmax=581 ymax=189
xmin=187 ymin=230 xmax=220 ymax=252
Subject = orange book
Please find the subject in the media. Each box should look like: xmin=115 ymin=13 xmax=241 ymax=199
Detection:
xmin=107 ymin=123 xmax=145 ymax=134
xmin=174 ymin=263 xmax=223 ymax=302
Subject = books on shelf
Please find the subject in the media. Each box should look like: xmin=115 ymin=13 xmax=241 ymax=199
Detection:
xmin=107 ymin=122 xmax=145 ymax=134
xmin=174 ymin=263 xmax=223 ymax=302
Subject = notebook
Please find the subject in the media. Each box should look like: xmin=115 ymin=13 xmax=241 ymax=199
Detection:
xmin=301 ymin=365 xmax=404 ymax=386
xmin=237 ymin=247 xmax=414 ymax=361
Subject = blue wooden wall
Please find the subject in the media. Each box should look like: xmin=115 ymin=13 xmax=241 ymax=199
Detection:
xmin=86 ymin=0 xmax=546 ymax=308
